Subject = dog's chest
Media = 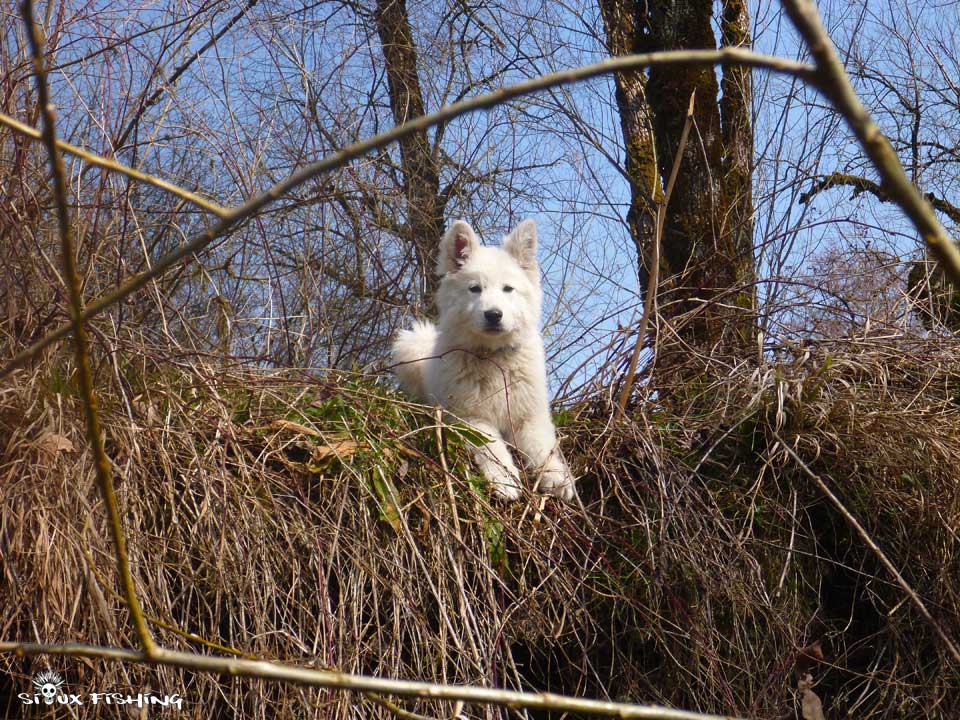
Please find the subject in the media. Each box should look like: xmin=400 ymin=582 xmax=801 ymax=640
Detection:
xmin=441 ymin=350 xmax=538 ymax=424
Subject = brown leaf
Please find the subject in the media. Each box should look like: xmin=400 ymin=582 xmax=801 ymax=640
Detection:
xmin=312 ymin=440 xmax=361 ymax=462
xmin=795 ymin=640 xmax=825 ymax=675
xmin=37 ymin=432 xmax=74 ymax=454
xmin=268 ymin=419 xmax=322 ymax=437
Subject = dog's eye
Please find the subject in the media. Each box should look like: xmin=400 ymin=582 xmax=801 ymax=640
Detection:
xmin=503 ymin=285 xmax=514 ymax=293
xmin=469 ymin=285 xmax=482 ymax=293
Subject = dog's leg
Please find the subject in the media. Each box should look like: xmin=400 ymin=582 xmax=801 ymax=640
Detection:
xmin=467 ymin=420 xmax=522 ymax=500
xmin=514 ymin=417 xmax=576 ymax=501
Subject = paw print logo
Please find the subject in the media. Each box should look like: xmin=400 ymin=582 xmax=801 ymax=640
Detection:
xmin=32 ymin=670 xmax=65 ymax=705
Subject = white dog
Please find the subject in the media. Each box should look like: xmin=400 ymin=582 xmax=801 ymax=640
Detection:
xmin=392 ymin=219 xmax=575 ymax=501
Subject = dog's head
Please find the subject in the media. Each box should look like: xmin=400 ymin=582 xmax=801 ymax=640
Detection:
xmin=434 ymin=219 xmax=542 ymax=347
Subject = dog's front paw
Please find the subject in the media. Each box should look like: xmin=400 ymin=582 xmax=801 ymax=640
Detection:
xmin=485 ymin=465 xmax=522 ymax=501
xmin=539 ymin=463 xmax=576 ymax=502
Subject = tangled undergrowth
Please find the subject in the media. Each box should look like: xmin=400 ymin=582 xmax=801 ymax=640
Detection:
xmin=2 ymin=333 xmax=960 ymax=718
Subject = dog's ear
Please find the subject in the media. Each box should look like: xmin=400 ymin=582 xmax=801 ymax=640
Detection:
xmin=437 ymin=220 xmax=479 ymax=275
xmin=503 ymin=219 xmax=539 ymax=275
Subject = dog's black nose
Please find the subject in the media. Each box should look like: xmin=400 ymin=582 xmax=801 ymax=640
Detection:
xmin=484 ymin=309 xmax=503 ymax=325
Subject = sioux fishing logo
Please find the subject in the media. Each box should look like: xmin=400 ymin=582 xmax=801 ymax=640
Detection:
xmin=20 ymin=670 xmax=183 ymax=709
xmin=31 ymin=670 xmax=65 ymax=704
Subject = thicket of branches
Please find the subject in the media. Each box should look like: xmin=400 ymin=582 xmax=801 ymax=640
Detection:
xmin=4 ymin=0 xmax=960 ymax=717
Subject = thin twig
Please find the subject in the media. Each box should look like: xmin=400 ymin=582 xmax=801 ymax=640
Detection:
xmin=0 ymin=47 xmax=814 ymax=381
xmin=81 ymin=545 xmax=248 ymax=657
xmin=617 ymin=91 xmax=696 ymax=413
xmin=776 ymin=436 xmax=960 ymax=665
xmin=20 ymin=0 xmax=157 ymax=656
xmin=436 ymin=406 xmax=463 ymax=540
xmin=112 ymin=0 xmax=260 ymax=152
xmin=0 ymin=641 xmax=744 ymax=720
xmin=0 ymin=110 xmax=228 ymax=216
xmin=365 ymin=692 xmax=444 ymax=720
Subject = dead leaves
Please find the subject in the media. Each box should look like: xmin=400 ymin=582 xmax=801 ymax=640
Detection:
xmin=36 ymin=431 xmax=74 ymax=455
xmin=265 ymin=419 xmax=363 ymax=469
xmin=265 ymin=419 xmax=407 ymax=531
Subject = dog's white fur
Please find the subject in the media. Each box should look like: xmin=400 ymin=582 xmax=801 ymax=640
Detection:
xmin=392 ymin=219 xmax=575 ymax=500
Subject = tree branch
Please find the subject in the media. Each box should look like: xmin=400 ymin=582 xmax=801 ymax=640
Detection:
xmin=782 ymin=0 xmax=960 ymax=284
xmin=0 ymin=110 xmax=228 ymax=216
xmin=799 ymin=172 xmax=960 ymax=227
xmin=20 ymin=0 xmax=157 ymax=657
xmin=113 ymin=0 xmax=260 ymax=152
xmin=0 ymin=641 xmax=743 ymax=720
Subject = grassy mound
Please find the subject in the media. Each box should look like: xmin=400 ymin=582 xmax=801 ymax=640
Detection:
xmin=2 ymin=335 xmax=960 ymax=717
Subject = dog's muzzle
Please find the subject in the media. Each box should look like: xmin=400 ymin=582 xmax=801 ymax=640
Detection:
xmin=483 ymin=308 xmax=503 ymax=331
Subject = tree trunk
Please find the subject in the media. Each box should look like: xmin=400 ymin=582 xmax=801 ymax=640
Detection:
xmin=373 ymin=0 xmax=444 ymax=303
xmin=600 ymin=0 xmax=757 ymax=376
xmin=597 ymin=0 xmax=661 ymax=293
xmin=718 ymin=0 xmax=756 ymax=346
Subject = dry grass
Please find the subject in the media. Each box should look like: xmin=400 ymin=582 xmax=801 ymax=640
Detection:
xmin=2 ymin=331 xmax=960 ymax=718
